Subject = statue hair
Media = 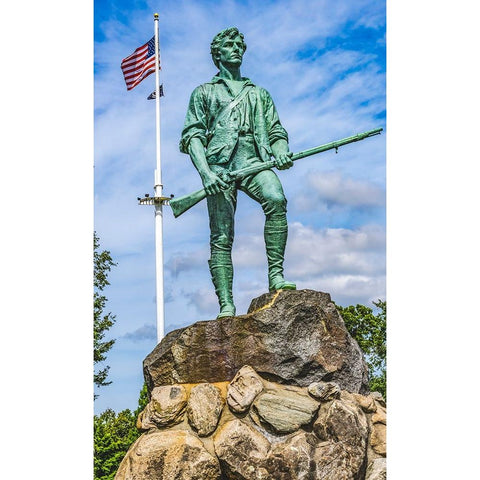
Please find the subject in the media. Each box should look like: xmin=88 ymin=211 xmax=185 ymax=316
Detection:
xmin=210 ymin=27 xmax=247 ymax=68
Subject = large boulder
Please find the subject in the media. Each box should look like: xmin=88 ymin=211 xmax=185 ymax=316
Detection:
xmin=186 ymin=383 xmax=224 ymax=436
xmin=227 ymin=365 xmax=264 ymax=413
xmin=137 ymin=385 xmax=187 ymax=430
xmin=313 ymin=397 xmax=369 ymax=479
xmin=143 ymin=289 xmax=369 ymax=394
xmin=250 ymin=386 xmax=320 ymax=434
xmin=265 ymin=431 xmax=319 ymax=480
xmin=114 ymin=429 xmax=221 ymax=480
xmin=314 ymin=398 xmax=369 ymax=449
xmin=213 ymin=419 xmax=271 ymax=480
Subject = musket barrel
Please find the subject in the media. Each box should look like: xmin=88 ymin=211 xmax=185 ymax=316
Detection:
xmin=291 ymin=128 xmax=383 ymax=161
xmin=170 ymin=127 xmax=383 ymax=217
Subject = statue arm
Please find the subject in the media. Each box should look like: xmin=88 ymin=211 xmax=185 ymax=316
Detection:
xmin=188 ymin=138 xmax=229 ymax=195
xmin=180 ymin=86 xmax=228 ymax=195
xmin=261 ymin=89 xmax=289 ymax=144
xmin=260 ymin=89 xmax=292 ymax=170
xmin=179 ymin=86 xmax=208 ymax=154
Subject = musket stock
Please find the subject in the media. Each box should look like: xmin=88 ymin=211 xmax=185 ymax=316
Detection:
xmin=170 ymin=188 xmax=208 ymax=218
xmin=169 ymin=127 xmax=383 ymax=218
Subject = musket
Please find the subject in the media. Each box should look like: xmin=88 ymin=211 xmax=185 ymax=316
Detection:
xmin=166 ymin=127 xmax=383 ymax=218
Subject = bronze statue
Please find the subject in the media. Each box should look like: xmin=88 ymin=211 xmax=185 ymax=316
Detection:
xmin=179 ymin=27 xmax=296 ymax=318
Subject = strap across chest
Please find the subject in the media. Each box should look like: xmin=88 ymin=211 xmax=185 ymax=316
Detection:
xmin=208 ymin=84 xmax=253 ymax=135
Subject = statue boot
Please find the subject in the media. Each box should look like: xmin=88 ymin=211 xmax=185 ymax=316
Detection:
xmin=208 ymin=254 xmax=236 ymax=318
xmin=265 ymin=220 xmax=296 ymax=292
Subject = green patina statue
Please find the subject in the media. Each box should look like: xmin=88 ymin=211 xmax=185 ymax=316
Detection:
xmin=179 ymin=27 xmax=296 ymax=318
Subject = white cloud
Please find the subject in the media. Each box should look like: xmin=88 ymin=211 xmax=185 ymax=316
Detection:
xmin=165 ymin=247 xmax=209 ymax=276
xmin=184 ymin=287 xmax=219 ymax=316
xmin=294 ymin=171 xmax=385 ymax=211
xmin=232 ymin=232 xmax=267 ymax=268
xmin=302 ymin=273 xmax=386 ymax=307
xmin=286 ymin=222 xmax=385 ymax=279
xmin=122 ymin=323 xmax=156 ymax=342
xmin=282 ymin=221 xmax=386 ymax=306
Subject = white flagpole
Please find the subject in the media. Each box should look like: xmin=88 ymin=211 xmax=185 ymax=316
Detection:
xmin=153 ymin=13 xmax=165 ymax=343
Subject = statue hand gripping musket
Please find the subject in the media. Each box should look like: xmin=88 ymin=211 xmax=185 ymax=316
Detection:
xmin=161 ymin=27 xmax=383 ymax=319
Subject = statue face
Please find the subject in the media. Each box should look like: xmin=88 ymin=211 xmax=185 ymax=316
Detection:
xmin=216 ymin=34 xmax=245 ymax=68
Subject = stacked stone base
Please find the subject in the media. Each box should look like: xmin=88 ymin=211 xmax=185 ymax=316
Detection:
xmin=115 ymin=366 xmax=386 ymax=480
xmin=115 ymin=290 xmax=386 ymax=479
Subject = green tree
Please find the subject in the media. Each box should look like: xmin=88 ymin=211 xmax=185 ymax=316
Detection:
xmin=135 ymin=383 xmax=150 ymax=415
xmin=94 ymin=232 xmax=117 ymax=397
xmin=94 ymin=384 xmax=149 ymax=480
xmin=94 ymin=409 xmax=138 ymax=480
xmin=337 ymin=300 xmax=386 ymax=398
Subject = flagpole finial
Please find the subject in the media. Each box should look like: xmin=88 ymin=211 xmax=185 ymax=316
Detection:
xmin=154 ymin=13 xmax=159 ymax=19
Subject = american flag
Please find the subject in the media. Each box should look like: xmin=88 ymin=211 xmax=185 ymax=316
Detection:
xmin=121 ymin=37 xmax=159 ymax=91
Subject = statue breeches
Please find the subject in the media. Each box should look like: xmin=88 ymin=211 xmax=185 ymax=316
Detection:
xmin=206 ymin=133 xmax=290 ymax=293
xmin=206 ymin=168 xmax=287 ymax=255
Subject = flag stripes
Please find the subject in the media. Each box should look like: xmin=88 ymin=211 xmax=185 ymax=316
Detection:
xmin=121 ymin=37 xmax=159 ymax=90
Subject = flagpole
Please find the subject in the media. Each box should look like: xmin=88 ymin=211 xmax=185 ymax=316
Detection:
xmin=153 ymin=13 xmax=165 ymax=343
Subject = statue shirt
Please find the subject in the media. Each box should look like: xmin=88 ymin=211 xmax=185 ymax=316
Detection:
xmin=179 ymin=75 xmax=288 ymax=166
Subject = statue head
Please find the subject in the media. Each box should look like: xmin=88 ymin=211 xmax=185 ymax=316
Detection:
xmin=210 ymin=27 xmax=247 ymax=69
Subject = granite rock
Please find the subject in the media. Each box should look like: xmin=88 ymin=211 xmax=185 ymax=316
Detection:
xmin=186 ymin=383 xmax=224 ymax=436
xmin=227 ymin=365 xmax=264 ymax=413
xmin=265 ymin=431 xmax=318 ymax=479
xmin=114 ymin=429 xmax=221 ymax=480
xmin=213 ymin=419 xmax=271 ymax=480
xmin=138 ymin=385 xmax=187 ymax=430
xmin=143 ymin=290 xmax=369 ymax=394
xmin=308 ymin=381 xmax=341 ymax=402
xmin=365 ymin=458 xmax=387 ymax=480
xmin=250 ymin=386 xmax=320 ymax=435
xmin=313 ymin=398 xmax=369 ymax=478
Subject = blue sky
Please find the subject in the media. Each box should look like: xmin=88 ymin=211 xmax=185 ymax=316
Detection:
xmin=93 ymin=0 xmax=386 ymax=413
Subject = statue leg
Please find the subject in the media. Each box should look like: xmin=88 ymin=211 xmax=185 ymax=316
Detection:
xmin=241 ymin=170 xmax=296 ymax=292
xmin=207 ymin=185 xmax=237 ymax=318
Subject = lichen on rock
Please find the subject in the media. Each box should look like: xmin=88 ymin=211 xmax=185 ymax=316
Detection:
xmin=138 ymin=384 xmax=187 ymax=430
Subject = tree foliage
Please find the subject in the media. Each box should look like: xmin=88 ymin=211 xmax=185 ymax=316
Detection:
xmin=94 ymin=409 xmax=138 ymax=480
xmin=94 ymin=232 xmax=117 ymax=395
xmin=337 ymin=300 xmax=386 ymax=398
xmin=136 ymin=383 xmax=149 ymax=414
xmin=94 ymin=384 xmax=150 ymax=480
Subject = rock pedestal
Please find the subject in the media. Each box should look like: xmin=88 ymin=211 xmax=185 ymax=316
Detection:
xmin=115 ymin=290 xmax=386 ymax=480
xmin=144 ymin=289 xmax=369 ymax=393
